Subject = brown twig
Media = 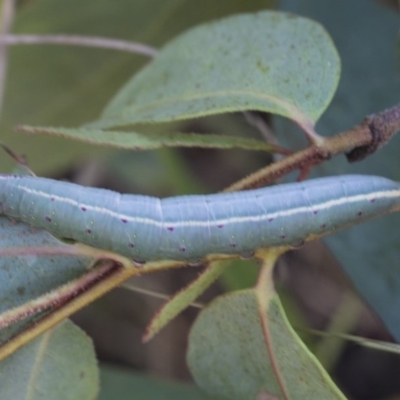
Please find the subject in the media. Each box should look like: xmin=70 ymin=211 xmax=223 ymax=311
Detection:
xmin=225 ymin=103 xmax=400 ymax=191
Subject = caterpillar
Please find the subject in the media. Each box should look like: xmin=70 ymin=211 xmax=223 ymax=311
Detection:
xmin=0 ymin=174 xmax=399 ymax=263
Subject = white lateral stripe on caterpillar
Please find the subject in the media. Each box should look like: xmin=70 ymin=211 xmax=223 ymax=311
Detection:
xmin=11 ymin=183 xmax=400 ymax=229
xmin=0 ymin=174 xmax=399 ymax=262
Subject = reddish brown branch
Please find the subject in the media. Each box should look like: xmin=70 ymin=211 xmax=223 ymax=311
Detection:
xmin=227 ymin=104 xmax=400 ymax=191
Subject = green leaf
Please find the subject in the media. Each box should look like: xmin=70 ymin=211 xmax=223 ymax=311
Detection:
xmin=0 ymin=216 xmax=91 ymax=343
xmin=187 ymin=290 xmax=346 ymax=400
xmin=99 ymin=364 xmax=224 ymax=400
xmin=90 ymin=11 xmax=340 ymax=131
xmin=0 ymin=320 xmax=99 ymax=400
xmin=16 ymin=125 xmax=282 ymax=153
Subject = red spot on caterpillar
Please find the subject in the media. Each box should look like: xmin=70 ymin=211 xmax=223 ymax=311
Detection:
xmin=179 ymin=246 xmax=186 ymax=252
xmin=51 ymin=197 xmax=55 ymax=201
xmin=167 ymin=227 xmax=174 ymax=231
xmin=280 ymin=234 xmax=286 ymax=240
xmin=121 ymin=219 xmax=128 ymax=223
xmin=86 ymin=229 xmax=92 ymax=234
xmin=268 ymin=218 xmax=274 ymax=222
xmin=128 ymin=242 xmax=135 ymax=248
xmin=357 ymin=211 xmax=363 ymax=216
xmin=320 ymin=224 xmax=326 ymax=229
xmin=45 ymin=216 xmax=51 ymax=222
xmin=313 ymin=210 xmax=318 ymax=215
xmin=81 ymin=207 xmax=87 ymax=211
xmin=230 ymin=243 xmax=237 ymax=248
xmin=217 ymin=224 xmax=224 ymax=228
xmin=370 ymin=198 xmax=376 ymax=203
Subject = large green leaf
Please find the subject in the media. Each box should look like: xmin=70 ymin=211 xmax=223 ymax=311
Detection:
xmin=0 ymin=321 xmax=99 ymax=400
xmin=91 ymin=11 xmax=340 ymax=131
xmin=277 ymin=0 xmax=400 ymax=342
xmin=188 ymin=290 xmax=345 ymax=400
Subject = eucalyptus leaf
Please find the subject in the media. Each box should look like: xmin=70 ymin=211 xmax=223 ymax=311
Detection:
xmin=91 ymin=11 xmax=340 ymax=131
xmin=188 ymin=290 xmax=346 ymax=400
xmin=0 ymin=321 xmax=99 ymax=400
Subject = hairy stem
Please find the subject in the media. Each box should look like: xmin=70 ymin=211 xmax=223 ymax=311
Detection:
xmin=226 ymin=104 xmax=400 ymax=191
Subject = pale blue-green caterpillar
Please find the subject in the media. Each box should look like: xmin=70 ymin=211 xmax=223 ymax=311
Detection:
xmin=0 ymin=174 xmax=399 ymax=263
